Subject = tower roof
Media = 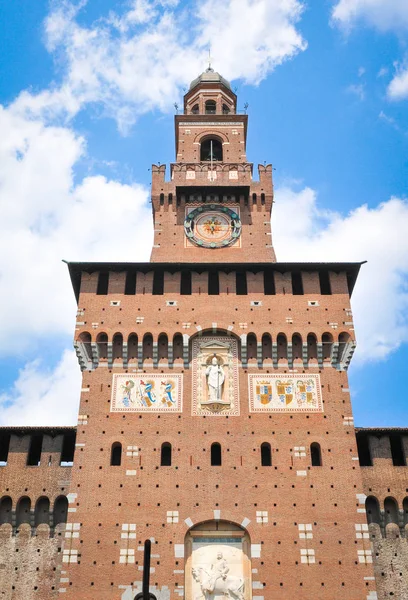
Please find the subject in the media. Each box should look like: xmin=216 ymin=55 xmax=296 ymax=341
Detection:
xmin=189 ymin=67 xmax=232 ymax=91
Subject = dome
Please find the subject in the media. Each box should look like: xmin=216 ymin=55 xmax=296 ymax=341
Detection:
xmin=189 ymin=68 xmax=232 ymax=91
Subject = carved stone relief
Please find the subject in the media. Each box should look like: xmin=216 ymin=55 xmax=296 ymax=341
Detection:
xmin=192 ymin=540 xmax=245 ymax=600
xmin=192 ymin=336 xmax=239 ymax=416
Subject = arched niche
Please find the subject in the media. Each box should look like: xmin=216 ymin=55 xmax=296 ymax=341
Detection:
xmin=185 ymin=520 xmax=251 ymax=600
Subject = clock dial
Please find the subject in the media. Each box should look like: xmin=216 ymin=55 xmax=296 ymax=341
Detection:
xmin=184 ymin=205 xmax=242 ymax=249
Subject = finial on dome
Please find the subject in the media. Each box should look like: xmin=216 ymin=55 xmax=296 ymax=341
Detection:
xmin=206 ymin=47 xmax=214 ymax=73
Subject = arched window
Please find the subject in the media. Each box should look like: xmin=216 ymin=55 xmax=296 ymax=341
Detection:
xmin=200 ymin=138 xmax=223 ymax=161
xmin=365 ymin=496 xmax=381 ymax=525
xmin=54 ymin=496 xmax=68 ymax=527
xmin=403 ymin=497 xmax=408 ymax=527
xmin=142 ymin=333 xmax=153 ymax=363
xmin=96 ymin=332 xmax=108 ymax=361
xmin=16 ymin=497 xmax=31 ymax=529
xmin=292 ymin=333 xmax=302 ymax=362
xmin=158 ymin=333 xmax=168 ymax=364
xmin=35 ymin=497 xmax=50 ymax=527
xmin=310 ymin=442 xmax=322 ymax=466
xmin=384 ymin=497 xmax=399 ymax=526
xmin=191 ymin=104 xmax=199 ymax=114
xmin=277 ymin=333 xmax=287 ymax=363
xmin=161 ymin=443 xmax=172 ymax=466
xmin=211 ymin=443 xmax=222 ymax=466
xmin=78 ymin=331 xmax=93 ymax=362
xmin=261 ymin=443 xmax=272 ymax=466
xmin=112 ymin=333 xmax=123 ymax=362
xmin=205 ymin=100 xmax=216 ymax=114
xmin=222 ymin=103 xmax=230 ymax=114
xmin=0 ymin=496 xmax=12 ymax=525
xmin=128 ymin=333 xmax=138 ymax=360
xmin=111 ymin=442 xmax=122 ymax=466
xmin=322 ymin=332 xmax=333 ymax=362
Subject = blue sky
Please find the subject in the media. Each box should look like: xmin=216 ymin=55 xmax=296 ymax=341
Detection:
xmin=0 ymin=0 xmax=408 ymax=426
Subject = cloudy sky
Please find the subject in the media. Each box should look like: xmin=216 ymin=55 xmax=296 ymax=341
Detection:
xmin=0 ymin=0 xmax=408 ymax=427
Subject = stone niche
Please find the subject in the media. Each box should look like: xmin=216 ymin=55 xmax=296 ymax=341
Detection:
xmin=185 ymin=521 xmax=251 ymax=600
xmin=192 ymin=336 xmax=239 ymax=416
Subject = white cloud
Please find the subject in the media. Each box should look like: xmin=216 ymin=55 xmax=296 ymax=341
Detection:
xmin=273 ymin=186 xmax=408 ymax=362
xmin=0 ymin=102 xmax=152 ymax=355
xmin=387 ymin=60 xmax=408 ymax=100
xmin=15 ymin=0 xmax=306 ymax=131
xmin=332 ymin=0 xmax=408 ymax=31
xmin=0 ymin=350 xmax=80 ymax=426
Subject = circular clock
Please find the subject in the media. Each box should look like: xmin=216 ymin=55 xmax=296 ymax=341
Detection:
xmin=184 ymin=205 xmax=242 ymax=249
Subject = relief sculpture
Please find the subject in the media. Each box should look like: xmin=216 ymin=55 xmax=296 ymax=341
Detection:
xmin=192 ymin=552 xmax=245 ymax=600
xmin=192 ymin=336 xmax=239 ymax=416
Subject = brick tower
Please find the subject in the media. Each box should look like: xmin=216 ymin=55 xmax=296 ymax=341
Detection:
xmin=64 ymin=68 xmax=377 ymax=599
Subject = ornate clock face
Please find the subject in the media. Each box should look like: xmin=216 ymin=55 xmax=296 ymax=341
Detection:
xmin=184 ymin=205 xmax=242 ymax=249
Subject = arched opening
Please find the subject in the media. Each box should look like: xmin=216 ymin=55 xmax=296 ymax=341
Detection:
xmin=173 ymin=333 xmax=183 ymax=366
xmin=292 ymin=333 xmax=302 ymax=363
xmin=307 ymin=333 xmax=317 ymax=363
xmin=158 ymin=333 xmax=168 ymax=364
xmin=338 ymin=332 xmax=351 ymax=362
xmin=142 ymin=333 xmax=153 ymax=364
xmin=384 ymin=497 xmax=399 ymax=526
xmin=222 ymin=103 xmax=230 ymax=114
xmin=111 ymin=442 xmax=122 ymax=466
xmin=185 ymin=520 xmax=251 ymax=600
xmin=191 ymin=103 xmax=199 ymax=114
xmin=310 ymin=442 xmax=322 ymax=466
xmin=322 ymin=332 xmax=333 ymax=362
xmin=112 ymin=332 xmax=123 ymax=362
xmin=35 ymin=497 xmax=50 ymax=527
xmin=262 ymin=333 xmax=272 ymax=364
xmin=96 ymin=332 xmax=108 ymax=361
xmin=78 ymin=331 xmax=93 ymax=362
xmin=205 ymin=100 xmax=216 ymax=114
xmin=16 ymin=497 xmax=31 ymax=529
xmin=0 ymin=496 xmax=12 ymax=525
xmin=54 ymin=496 xmax=68 ymax=527
xmin=261 ymin=442 xmax=272 ymax=466
xmin=200 ymin=138 xmax=223 ymax=161
xmin=277 ymin=333 xmax=287 ymax=363
xmin=403 ymin=497 xmax=408 ymax=527
xmin=211 ymin=443 xmax=222 ymax=466
xmin=128 ymin=333 xmax=138 ymax=361
xmin=247 ymin=333 xmax=257 ymax=365
xmin=161 ymin=442 xmax=172 ymax=466
xmin=366 ymin=496 xmax=381 ymax=525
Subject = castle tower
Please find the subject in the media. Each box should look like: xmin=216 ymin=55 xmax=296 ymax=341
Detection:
xmin=62 ymin=70 xmax=377 ymax=599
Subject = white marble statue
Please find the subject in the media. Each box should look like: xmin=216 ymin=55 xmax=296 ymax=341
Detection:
xmin=205 ymin=357 xmax=225 ymax=402
xmin=192 ymin=552 xmax=244 ymax=600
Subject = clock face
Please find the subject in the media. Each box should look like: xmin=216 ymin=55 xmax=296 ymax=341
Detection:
xmin=184 ymin=205 xmax=242 ymax=249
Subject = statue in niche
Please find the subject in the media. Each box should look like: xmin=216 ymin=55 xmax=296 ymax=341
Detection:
xmin=192 ymin=552 xmax=244 ymax=600
xmin=205 ymin=356 xmax=225 ymax=402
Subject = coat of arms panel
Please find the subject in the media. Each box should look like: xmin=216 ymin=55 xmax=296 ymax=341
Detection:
xmin=248 ymin=373 xmax=323 ymax=413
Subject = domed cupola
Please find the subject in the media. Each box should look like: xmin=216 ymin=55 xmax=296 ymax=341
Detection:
xmin=184 ymin=67 xmax=237 ymax=116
